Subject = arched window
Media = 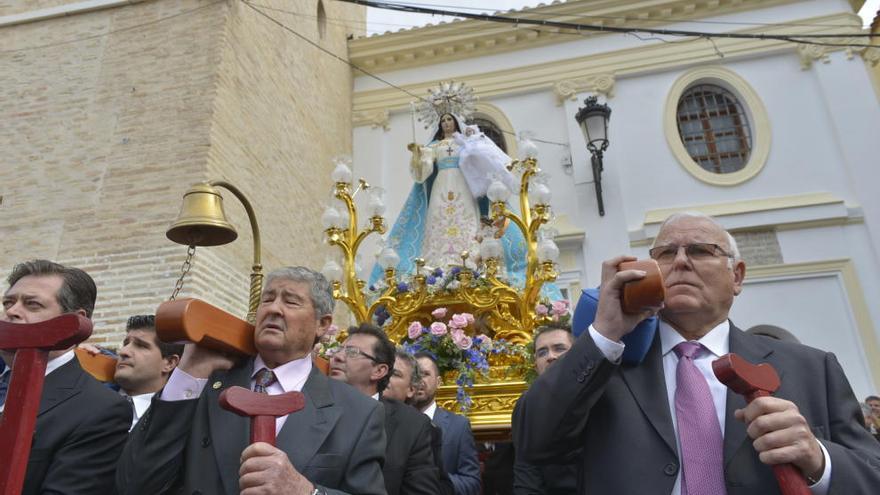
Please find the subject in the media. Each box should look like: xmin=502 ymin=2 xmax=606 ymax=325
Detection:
xmin=317 ymin=0 xmax=327 ymax=40
xmin=676 ymin=84 xmax=752 ymax=174
xmin=466 ymin=117 xmax=507 ymax=153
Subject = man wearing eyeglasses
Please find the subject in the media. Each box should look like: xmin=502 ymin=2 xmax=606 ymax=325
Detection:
xmin=515 ymin=212 xmax=880 ymax=494
xmin=329 ymin=323 xmax=439 ymax=495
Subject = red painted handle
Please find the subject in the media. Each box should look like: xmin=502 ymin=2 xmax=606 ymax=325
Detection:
xmin=712 ymin=353 xmax=813 ymax=495
xmin=773 ymin=464 xmax=812 ymax=495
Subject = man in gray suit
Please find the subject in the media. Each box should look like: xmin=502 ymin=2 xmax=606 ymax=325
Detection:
xmin=515 ymin=213 xmax=880 ymax=494
xmin=117 ymin=266 xmax=386 ymax=495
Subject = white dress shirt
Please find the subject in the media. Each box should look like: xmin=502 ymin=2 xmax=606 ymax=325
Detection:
xmin=589 ymin=322 xmax=831 ymax=494
xmin=121 ymin=391 xmax=155 ymax=431
xmin=0 ymin=350 xmax=75 ymax=413
xmin=422 ymin=400 xmax=438 ymax=421
xmin=162 ymin=354 xmax=312 ymax=435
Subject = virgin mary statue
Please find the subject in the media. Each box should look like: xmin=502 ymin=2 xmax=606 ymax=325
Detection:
xmin=370 ymin=82 xmax=552 ymax=295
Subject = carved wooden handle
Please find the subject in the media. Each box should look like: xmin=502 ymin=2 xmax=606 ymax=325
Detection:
xmin=713 ymin=353 xmax=811 ymax=495
xmin=0 ymin=314 xmax=93 ymax=495
xmin=219 ymin=386 xmax=305 ymax=446
xmin=155 ymin=298 xmax=256 ymax=355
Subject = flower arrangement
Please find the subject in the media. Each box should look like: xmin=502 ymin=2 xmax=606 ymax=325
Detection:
xmin=534 ymin=299 xmax=572 ymax=325
xmin=401 ymin=308 xmax=491 ymax=412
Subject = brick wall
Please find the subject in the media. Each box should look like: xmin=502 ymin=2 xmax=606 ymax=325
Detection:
xmin=0 ymin=0 xmax=365 ymax=345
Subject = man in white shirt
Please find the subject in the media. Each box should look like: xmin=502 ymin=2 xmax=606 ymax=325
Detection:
xmin=113 ymin=314 xmax=182 ymax=430
xmin=1 ymin=259 xmax=131 ymax=495
xmin=514 ymin=212 xmax=880 ymax=494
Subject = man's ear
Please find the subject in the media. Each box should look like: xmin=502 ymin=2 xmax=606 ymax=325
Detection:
xmin=315 ymin=315 xmax=333 ymax=340
xmin=372 ymin=363 xmax=389 ymax=384
xmin=162 ymin=354 xmax=181 ymax=375
xmin=732 ymin=260 xmax=746 ymax=296
xmin=75 ymin=308 xmax=89 ymax=318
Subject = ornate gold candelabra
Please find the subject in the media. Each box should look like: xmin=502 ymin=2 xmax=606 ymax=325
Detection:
xmin=321 ymin=155 xmax=560 ymax=345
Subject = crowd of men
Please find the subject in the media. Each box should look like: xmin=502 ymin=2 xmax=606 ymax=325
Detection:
xmin=2 ymin=212 xmax=880 ymax=494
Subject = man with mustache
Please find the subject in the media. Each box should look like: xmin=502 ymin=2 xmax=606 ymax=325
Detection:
xmin=117 ymin=266 xmax=386 ymax=495
xmin=515 ymin=212 xmax=880 ymax=494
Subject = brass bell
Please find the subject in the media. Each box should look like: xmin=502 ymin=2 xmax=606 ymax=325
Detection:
xmin=166 ymin=183 xmax=238 ymax=247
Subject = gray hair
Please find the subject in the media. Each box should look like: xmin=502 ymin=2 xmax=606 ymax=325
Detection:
xmin=395 ymin=349 xmax=422 ymax=389
xmin=653 ymin=212 xmax=741 ymax=264
xmin=264 ymin=266 xmax=334 ymax=316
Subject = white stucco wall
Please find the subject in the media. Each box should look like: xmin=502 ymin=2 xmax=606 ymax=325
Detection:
xmin=351 ymin=0 xmax=880 ymax=396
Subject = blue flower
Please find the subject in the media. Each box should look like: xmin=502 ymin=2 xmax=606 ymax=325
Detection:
xmin=433 ymin=268 xmax=444 ymax=277
xmin=426 ymin=275 xmax=437 ymax=285
xmin=368 ymin=285 xmax=376 ymax=291
xmin=397 ymin=282 xmax=409 ymax=293
xmin=451 ymin=266 xmax=461 ymax=276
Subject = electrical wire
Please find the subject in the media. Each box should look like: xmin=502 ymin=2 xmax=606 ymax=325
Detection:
xmin=341 ymin=0 xmax=879 ymax=49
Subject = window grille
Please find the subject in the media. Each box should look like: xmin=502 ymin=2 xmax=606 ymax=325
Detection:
xmin=676 ymin=84 xmax=752 ymax=174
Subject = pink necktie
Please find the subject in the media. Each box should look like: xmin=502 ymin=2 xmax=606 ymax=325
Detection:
xmin=674 ymin=341 xmax=726 ymax=495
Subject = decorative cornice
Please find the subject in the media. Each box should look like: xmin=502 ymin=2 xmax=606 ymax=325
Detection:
xmin=798 ymin=43 xmax=832 ymax=69
xmin=352 ymin=109 xmax=390 ymax=130
xmin=641 ymin=192 xmax=843 ymax=226
xmin=553 ymin=74 xmax=616 ymax=105
xmin=352 ymin=12 xmax=865 ymax=115
xmin=349 ymin=0 xmax=799 ymax=74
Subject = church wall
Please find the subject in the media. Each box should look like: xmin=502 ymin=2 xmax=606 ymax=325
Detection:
xmin=351 ymin=0 xmax=880 ymax=396
xmin=1 ymin=0 xmax=366 ymax=345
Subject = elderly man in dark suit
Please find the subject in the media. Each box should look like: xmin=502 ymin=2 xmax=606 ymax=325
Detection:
xmin=515 ymin=213 xmax=880 ymax=494
xmin=329 ymin=323 xmax=438 ymax=495
xmin=1 ymin=260 xmax=131 ymax=495
xmin=413 ymin=352 xmax=481 ymax=495
xmin=117 ymin=266 xmax=386 ymax=495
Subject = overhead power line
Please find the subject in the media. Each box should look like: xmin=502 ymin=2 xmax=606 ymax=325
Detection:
xmin=342 ymin=0 xmax=879 ymax=49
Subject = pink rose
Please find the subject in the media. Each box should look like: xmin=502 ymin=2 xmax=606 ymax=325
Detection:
xmin=431 ymin=307 xmax=448 ymax=319
xmin=535 ymin=304 xmax=549 ymax=315
xmin=408 ymin=321 xmax=424 ymax=339
xmin=463 ymin=313 xmax=475 ymax=324
xmin=455 ymin=335 xmax=473 ymax=350
xmin=450 ymin=313 xmax=468 ymax=328
xmin=451 ymin=328 xmax=465 ymax=343
xmin=430 ymin=322 xmax=448 ymax=336
xmin=326 ymin=324 xmax=339 ymax=336
xmin=477 ymin=334 xmax=492 ymax=347
xmin=551 ymin=300 xmax=568 ymax=316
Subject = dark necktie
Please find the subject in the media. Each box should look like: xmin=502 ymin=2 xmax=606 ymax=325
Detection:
xmin=674 ymin=341 xmax=726 ymax=495
xmin=253 ymin=368 xmax=277 ymax=394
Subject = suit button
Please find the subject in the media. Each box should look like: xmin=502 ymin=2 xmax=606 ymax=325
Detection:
xmin=663 ymin=462 xmax=678 ymax=476
xmin=201 ymin=436 xmax=211 ymax=447
xmin=577 ymin=371 xmax=588 ymax=383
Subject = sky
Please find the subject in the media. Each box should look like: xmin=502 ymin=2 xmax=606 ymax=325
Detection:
xmin=365 ymin=0 xmax=880 ymax=36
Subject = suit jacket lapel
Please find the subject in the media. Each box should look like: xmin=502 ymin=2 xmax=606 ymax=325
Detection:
xmin=723 ymin=324 xmax=775 ymax=467
xmin=39 ymin=357 xmax=83 ymax=416
xmin=207 ymin=360 xmax=252 ymax=494
xmin=620 ymin=332 xmax=678 ymax=456
xmin=276 ymin=367 xmax=341 ymax=471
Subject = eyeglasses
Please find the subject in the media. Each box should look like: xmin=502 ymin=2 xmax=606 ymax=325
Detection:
xmin=338 ymin=345 xmax=379 ymax=362
xmin=648 ymin=242 xmax=733 ymax=265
